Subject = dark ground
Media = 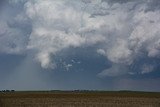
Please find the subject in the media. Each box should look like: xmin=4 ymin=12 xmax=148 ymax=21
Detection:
xmin=0 ymin=91 xmax=160 ymax=107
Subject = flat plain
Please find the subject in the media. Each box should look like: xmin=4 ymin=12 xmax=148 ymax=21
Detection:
xmin=0 ymin=91 xmax=160 ymax=107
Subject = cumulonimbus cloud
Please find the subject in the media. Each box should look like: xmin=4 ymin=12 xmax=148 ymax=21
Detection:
xmin=24 ymin=0 xmax=105 ymax=68
xmin=1 ymin=0 xmax=160 ymax=76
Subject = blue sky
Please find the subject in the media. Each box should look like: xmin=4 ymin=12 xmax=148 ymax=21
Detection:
xmin=0 ymin=0 xmax=160 ymax=91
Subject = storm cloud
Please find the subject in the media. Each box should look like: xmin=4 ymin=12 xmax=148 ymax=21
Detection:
xmin=0 ymin=0 xmax=160 ymax=91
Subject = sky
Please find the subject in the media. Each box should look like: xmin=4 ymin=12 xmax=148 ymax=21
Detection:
xmin=0 ymin=0 xmax=160 ymax=91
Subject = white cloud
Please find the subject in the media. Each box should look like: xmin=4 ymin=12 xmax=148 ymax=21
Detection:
xmin=64 ymin=63 xmax=73 ymax=71
xmin=24 ymin=0 xmax=106 ymax=68
xmin=95 ymin=1 xmax=160 ymax=76
xmin=97 ymin=49 xmax=106 ymax=55
xmin=1 ymin=0 xmax=160 ymax=76
xmin=106 ymin=39 xmax=133 ymax=64
xmin=141 ymin=64 xmax=154 ymax=74
xmin=23 ymin=0 xmax=160 ymax=73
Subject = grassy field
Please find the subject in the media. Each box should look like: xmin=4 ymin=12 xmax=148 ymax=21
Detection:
xmin=0 ymin=91 xmax=160 ymax=107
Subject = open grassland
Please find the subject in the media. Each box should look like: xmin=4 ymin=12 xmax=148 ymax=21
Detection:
xmin=0 ymin=91 xmax=160 ymax=107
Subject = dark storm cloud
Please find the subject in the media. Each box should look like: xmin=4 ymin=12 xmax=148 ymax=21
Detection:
xmin=101 ymin=0 xmax=134 ymax=4
xmin=0 ymin=0 xmax=31 ymax=54
xmin=1 ymin=0 xmax=160 ymax=75
xmin=145 ymin=0 xmax=160 ymax=12
xmin=0 ymin=0 xmax=6 ymax=5
xmin=0 ymin=0 xmax=160 ymax=91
